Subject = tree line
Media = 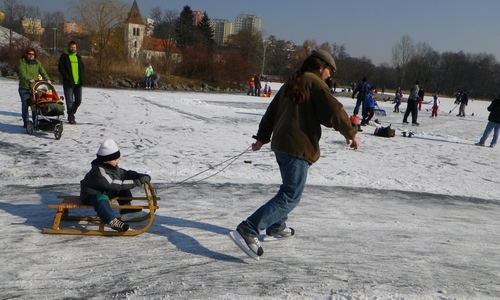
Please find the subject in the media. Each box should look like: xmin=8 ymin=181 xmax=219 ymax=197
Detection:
xmin=1 ymin=0 xmax=499 ymax=98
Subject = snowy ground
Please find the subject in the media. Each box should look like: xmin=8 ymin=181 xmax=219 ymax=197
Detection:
xmin=1 ymin=76 xmax=499 ymax=299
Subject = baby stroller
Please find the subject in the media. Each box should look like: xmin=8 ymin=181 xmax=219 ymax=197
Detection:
xmin=26 ymin=81 xmax=65 ymax=140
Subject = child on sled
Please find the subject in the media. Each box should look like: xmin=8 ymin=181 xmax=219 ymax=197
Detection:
xmin=80 ymin=139 xmax=151 ymax=232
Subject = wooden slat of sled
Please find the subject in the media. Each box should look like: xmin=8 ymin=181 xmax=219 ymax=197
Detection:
xmin=43 ymin=182 xmax=160 ymax=236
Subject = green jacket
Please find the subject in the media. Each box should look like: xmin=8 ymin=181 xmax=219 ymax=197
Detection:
xmin=254 ymin=72 xmax=357 ymax=164
xmin=18 ymin=57 xmax=50 ymax=90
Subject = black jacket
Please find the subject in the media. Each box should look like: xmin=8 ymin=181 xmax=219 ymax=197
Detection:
xmin=58 ymin=51 xmax=85 ymax=86
xmin=80 ymin=159 xmax=143 ymax=201
xmin=487 ymin=98 xmax=500 ymax=124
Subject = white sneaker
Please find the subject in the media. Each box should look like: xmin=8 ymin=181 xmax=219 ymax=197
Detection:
xmin=121 ymin=211 xmax=149 ymax=221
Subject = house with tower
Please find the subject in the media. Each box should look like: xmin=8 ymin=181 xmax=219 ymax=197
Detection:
xmin=124 ymin=0 xmax=178 ymax=61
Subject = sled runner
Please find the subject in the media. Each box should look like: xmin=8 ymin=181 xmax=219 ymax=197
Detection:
xmin=43 ymin=182 xmax=160 ymax=236
xmin=373 ymin=108 xmax=387 ymax=116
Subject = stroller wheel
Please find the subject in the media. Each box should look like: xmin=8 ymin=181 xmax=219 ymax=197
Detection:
xmin=26 ymin=121 xmax=34 ymax=134
xmin=54 ymin=123 xmax=63 ymax=140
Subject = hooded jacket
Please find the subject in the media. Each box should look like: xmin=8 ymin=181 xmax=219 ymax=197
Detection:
xmin=80 ymin=159 xmax=142 ymax=201
xmin=253 ymin=71 xmax=357 ymax=164
xmin=58 ymin=50 xmax=85 ymax=87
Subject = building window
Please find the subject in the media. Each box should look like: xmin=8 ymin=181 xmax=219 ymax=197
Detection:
xmin=137 ymin=28 xmax=140 ymax=36
xmin=134 ymin=41 xmax=137 ymax=48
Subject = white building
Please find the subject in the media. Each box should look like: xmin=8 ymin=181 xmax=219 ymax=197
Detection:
xmin=234 ymin=14 xmax=261 ymax=34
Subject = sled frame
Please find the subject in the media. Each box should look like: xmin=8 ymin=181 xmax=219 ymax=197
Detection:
xmin=43 ymin=182 xmax=160 ymax=236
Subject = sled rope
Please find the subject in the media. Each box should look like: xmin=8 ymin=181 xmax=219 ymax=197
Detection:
xmin=162 ymin=145 xmax=252 ymax=191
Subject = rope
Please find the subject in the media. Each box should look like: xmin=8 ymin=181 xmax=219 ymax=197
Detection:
xmin=158 ymin=145 xmax=252 ymax=191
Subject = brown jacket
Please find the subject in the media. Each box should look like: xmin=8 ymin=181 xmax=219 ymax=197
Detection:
xmin=254 ymin=71 xmax=357 ymax=164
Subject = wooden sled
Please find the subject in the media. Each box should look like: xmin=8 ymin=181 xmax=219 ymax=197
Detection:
xmin=43 ymin=182 xmax=160 ymax=236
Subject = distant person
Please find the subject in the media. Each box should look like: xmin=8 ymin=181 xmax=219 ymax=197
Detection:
xmin=230 ymin=49 xmax=359 ymax=259
xmin=418 ymin=86 xmax=424 ymax=111
xmin=402 ymin=80 xmax=420 ymax=126
xmin=431 ymin=92 xmax=440 ymax=117
xmin=80 ymin=139 xmax=151 ymax=232
xmin=254 ymin=74 xmax=262 ymax=96
xmin=144 ymin=63 xmax=154 ymax=89
xmin=267 ymin=85 xmax=272 ymax=97
xmin=58 ymin=41 xmax=85 ymax=124
xmin=352 ymin=77 xmax=370 ymax=117
xmin=18 ymin=47 xmax=51 ymax=128
xmin=457 ymin=90 xmax=469 ymax=117
xmin=361 ymin=86 xmax=378 ymax=126
xmin=152 ymin=74 xmax=160 ymax=89
xmin=247 ymin=78 xmax=255 ymax=96
xmin=263 ymin=83 xmax=268 ymax=95
xmin=393 ymin=87 xmax=402 ymax=113
xmin=475 ymin=96 xmax=500 ymax=147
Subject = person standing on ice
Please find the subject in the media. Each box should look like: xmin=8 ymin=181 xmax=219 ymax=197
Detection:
xmin=402 ymin=80 xmax=420 ymax=126
xmin=231 ymin=49 xmax=359 ymax=258
xmin=144 ymin=62 xmax=154 ymax=89
xmin=431 ymin=92 xmax=439 ymax=117
xmin=457 ymin=89 xmax=469 ymax=117
xmin=475 ymin=96 xmax=500 ymax=147
xmin=352 ymin=76 xmax=370 ymax=117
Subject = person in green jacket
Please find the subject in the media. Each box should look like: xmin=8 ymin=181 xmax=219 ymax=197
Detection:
xmin=17 ymin=47 xmax=51 ymax=128
xmin=144 ymin=63 xmax=154 ymax=89
xmin=231 ymin=49 xmax=359 ymax=258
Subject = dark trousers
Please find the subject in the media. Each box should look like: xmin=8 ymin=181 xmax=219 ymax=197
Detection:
xmin=403 ymin=99 xmax=418 ymax=123
xmin=361 ymin=107 xmax=374 ymax=125
xmin=63 ymin=84 xmax=83 ymax=122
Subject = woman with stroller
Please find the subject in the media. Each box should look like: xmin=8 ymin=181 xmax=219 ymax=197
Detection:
xmin=17 ymin=48 xmax=51 ymax=128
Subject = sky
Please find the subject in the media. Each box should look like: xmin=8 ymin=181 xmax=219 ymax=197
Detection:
xmin=1 ymin=77 xmax=500 ymax=298
xmin=14 ymin=0 xmax=500 ymax=65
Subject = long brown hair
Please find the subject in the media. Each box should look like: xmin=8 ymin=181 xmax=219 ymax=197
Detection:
xmin=284 ymin=56 xmax=330 ymax=104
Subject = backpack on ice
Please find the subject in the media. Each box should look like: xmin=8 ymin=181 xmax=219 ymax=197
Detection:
xmin=374 ymin=125 xmax=395 ymax=138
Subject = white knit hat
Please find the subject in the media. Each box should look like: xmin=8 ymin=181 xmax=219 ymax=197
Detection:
xmin=96 ymin=139 xmax=120 ymax=162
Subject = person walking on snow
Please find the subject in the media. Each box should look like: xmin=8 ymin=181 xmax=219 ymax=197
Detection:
xmin=393 ymin=87 xmax=402 ymax=113
xmin=361 ymin=86 xmax=378 ymax=126
xmin=231 ymin=49 xmax=359 ymax=258
xmin=475 ymin=96 xmax=500 ymax=147
xmin=58 ymin=41 xmax=85 ymax=124
xmin=247 ymin=78 xmax=255 ymax=96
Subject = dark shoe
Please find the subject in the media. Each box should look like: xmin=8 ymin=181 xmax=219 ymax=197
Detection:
xmin=108 ymin=218 xmax=129 ymax=232
xmin=403 ymin=121 xmax=409 ymax=124
xmin=475 ymin=142 xmax=485 ymax=146
xmin=411 ymin=122 xmax=420 ymax=126
xmin=69 ymin=120 xmax=76 ymax=124
xmin=266 ymin=227 xmax=295 ymax=238
xmin=236 ymin=227 xmax=263 ymax=256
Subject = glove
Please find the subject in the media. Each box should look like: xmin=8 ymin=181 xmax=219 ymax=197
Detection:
xmin=138 ymin=175 xmax=151 ymax=184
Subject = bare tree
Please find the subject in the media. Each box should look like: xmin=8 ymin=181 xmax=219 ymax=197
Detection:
xmin=0 ymin=0 xmax=25 ymax=58
xmin=71 ymin=0 xmax=128 ymax=70
xmin=41 ymin=10 xmax=65 ymax=53
xmin=392 ymin=35 xmax=415 ymax=87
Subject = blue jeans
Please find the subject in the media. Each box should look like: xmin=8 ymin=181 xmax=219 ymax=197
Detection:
xmin=18 ymin=87 xmax=33 ymax=125
xmin=82 ymin=190 xmax=133 ymax=224
xmin=63 ymin=84 xmax=82 ymax=122
xmin=238 ymin=152 xmax=309 ymax=236
xmin=479 ymin=121 xmax=500 ymax=146
xmin=353 ymin=97 xmax=365 ymax=116
xmin=145 ymin=76 xmax=152 ymax=88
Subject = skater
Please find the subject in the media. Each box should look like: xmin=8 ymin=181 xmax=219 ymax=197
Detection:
xmin=231 ymin=49 xmax=359 ymax=258
xmin=402 ymin=80 xmax=420 ymax=126
xmin=431 ymin=92 xmax=439 ymax=117
xmin=361 ymin=86 xmax=378 ymax=126
xmin=393 ymin=87 xmax=402 ymax=113
xmin=58 ymin=41 xmax=85 ymax=125
xmin=247 ymin=78 xmax=255 ymax=96
xmin=457 ymin=90 xmax=469 ymax=117
xmin=418 ymin=86 xmax=425 ymax=111
xmin=144 ymin=63 xmax=154 ymax=89
xmin=80 ymin=139 xmax=151 ymax=232
xmin=475 ymin=96 xmax=500 ymax=147
xmin=352 ymin=76 xmax=370 ymax=116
